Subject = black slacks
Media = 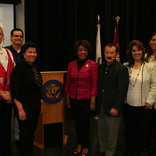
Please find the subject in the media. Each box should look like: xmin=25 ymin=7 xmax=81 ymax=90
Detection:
xmin=70 ymin=98 xmax=90 ymax=148
xmin=18 ymin=110 xmax=40 ymax=156
xmin=0 ymin=99 xmax=12 ymax=156
xmin=124 ymin=104 xmax=153 ymax=153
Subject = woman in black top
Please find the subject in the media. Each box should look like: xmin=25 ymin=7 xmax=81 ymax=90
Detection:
xmin=10 ymin=42 xmax=43 ymax=156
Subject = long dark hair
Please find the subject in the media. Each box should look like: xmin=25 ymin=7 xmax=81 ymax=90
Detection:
xmin=146 ymin=32 xmax=156 ymax=61
xmin=127 ymin=40 xmax=146 ymax=67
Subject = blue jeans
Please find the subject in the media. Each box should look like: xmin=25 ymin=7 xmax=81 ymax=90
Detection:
xmin=98 ymin=114 xmax=121 ymax=156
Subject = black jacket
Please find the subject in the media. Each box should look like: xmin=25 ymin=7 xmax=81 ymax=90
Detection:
xmin=10 ymin=61 xmax=42 ymax=113
xmin=96 ymin=60 xmax=129 ymax=116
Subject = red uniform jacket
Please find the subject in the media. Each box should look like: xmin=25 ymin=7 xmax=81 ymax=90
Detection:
xmin=0 ymin=48 xmax=15 ymax=99
xmin=65 ymin=59 xmax=98 ymax=100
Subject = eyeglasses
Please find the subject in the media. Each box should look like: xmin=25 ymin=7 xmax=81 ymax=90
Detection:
xmin=13 ymin=35 xmax=23 ymax=38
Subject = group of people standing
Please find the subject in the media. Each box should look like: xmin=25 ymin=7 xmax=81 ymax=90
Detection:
xmin=0 ymin=26 xmax=43 ymax=156
xmin=0 ymin=24 xmax=156 ymax=156
xmin=65 ymin=33 xmax=156 ymax=156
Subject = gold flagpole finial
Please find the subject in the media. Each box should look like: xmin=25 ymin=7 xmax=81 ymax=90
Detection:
xmin=98 ymin=14 xmax=100 ymax=24
xmin=115 ymin=16 xmax=120 ymax=25
xmin=97 ymin=14 xmax=101 ymax=27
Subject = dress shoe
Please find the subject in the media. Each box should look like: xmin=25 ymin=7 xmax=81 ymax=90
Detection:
xmin=73 ymin=144 xmax=82 ymax=155
xmin=73 ymin=150 xmax=81 ymax=155
xmin=81 ymin=148 xmax=88 ymax=156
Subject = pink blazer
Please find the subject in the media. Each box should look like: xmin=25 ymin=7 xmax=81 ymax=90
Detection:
xmin=65 ymin=59 xmax=98 ymax=100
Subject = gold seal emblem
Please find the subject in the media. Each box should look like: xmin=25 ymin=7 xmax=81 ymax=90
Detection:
xmin=45 ymin=83 xmax=61 ymax=101
xmin=42 ymin=80 xmax=65 ymax=104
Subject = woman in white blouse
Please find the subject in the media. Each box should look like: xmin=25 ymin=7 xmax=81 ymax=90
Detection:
xmin=123 ymin=40 xmax=156 ymax=156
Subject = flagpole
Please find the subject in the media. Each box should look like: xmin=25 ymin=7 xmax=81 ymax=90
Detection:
xmin=96 ymin=14 xmax=102 ymax=65
xmin=98 ymin=14 xmax=100 ymax=24
xmin=114 ymin=16 xmax=120 ymax=61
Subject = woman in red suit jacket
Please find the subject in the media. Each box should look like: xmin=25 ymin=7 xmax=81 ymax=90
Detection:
xmin=65 ymin=39 xmax=98 ymax=156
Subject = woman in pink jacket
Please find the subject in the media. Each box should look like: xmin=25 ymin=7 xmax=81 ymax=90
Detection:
xmin=65 ymin=39 xmax=98 ymax=156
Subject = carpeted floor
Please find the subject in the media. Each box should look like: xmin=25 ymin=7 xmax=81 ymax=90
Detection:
xmin=11 ymin=115 xmax=127 ymax=156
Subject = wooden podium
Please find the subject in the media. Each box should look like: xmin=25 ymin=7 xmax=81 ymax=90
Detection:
xmin=33 ymin=71 xmax=67 ymax=149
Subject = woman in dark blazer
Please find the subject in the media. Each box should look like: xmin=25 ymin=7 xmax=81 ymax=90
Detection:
xmin=10 ymin=42 xmax=43 ymax=156
xmin=65 ymin=39 xmax=98 ymax=156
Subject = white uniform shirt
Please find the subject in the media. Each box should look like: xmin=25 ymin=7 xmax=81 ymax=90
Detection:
xmin=0 ymin=45 xmax=8 ymax=72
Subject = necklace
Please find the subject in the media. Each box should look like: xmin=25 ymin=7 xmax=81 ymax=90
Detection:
xmin=129 ymin=66 xmax=142 ymax=87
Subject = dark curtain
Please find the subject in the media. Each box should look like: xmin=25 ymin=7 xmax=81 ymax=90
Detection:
xmin=25 ymin=0 xmax=156 ymax=71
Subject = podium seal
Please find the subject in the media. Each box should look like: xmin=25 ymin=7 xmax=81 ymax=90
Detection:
xmin=42 ymin=80 xmax=65 ymax=104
